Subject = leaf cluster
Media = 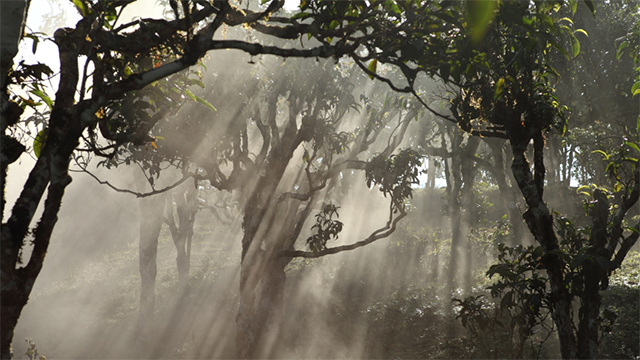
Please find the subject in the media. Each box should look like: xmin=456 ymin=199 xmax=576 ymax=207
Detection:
xmin=306 ymin=203 xmax=343 ymax=253
xmin=365 ymin=148 xmax=422 ymax=208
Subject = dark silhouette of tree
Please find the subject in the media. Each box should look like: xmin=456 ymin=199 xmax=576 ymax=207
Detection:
xmin=0 ymin=1 xmax=448 ymax=357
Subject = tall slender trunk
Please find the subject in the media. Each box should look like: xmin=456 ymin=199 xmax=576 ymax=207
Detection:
xmin=446 ymin=130 xmax=463 ymax=295
xmin=136 ymin=194 xmax=165 ymax=351
xmin=166 ymin=182 xmax=198 ymax=293
xmin=485 ymin=139 xmax=525 ymax=245
xmin=461 ymin=137 xmax=479 ymax=292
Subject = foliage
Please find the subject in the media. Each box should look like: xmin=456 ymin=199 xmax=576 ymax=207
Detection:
xmin=365 ymin=148 xmax=422 ymax=209
xmin=306 ymin=204 xmax=343 ymax=253
xmin=454 ymin=244 xmax=554 ymax=359
xmin=23 ymin=338 xmax=45 ymax=360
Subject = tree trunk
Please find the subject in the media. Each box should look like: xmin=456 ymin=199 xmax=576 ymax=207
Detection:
xmin=485 ymin=138 xmax=526 ymax=245
xmin=168 ymin=182 xmax=198 ymax=293
xmin=461 ymin=137 xmax=479 ymax=292
xmin=136 ymin=194 xmax=165 ymax=351
xmin=509 ymin=137 xmax=577 ymax=359
xmin=446 ymin=130 xmax=463 ymax=295
xmin=2 ymin=24 xmax=81 ymax=358
xmin=1 ymin=0 xmax=30 ymax=90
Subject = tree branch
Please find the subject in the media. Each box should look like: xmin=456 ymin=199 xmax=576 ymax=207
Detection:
xmin=74 ymin=166 xmax=193 ymax=198
xmin=278 ymin=199 xmax=406 ymax=258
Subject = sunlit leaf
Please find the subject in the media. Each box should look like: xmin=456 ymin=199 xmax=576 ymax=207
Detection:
xmin=72 ymin=0 xmax=89 ymax=17
xmin=195 ymin=95 xmax=216 ymax=112
xmin=367 ymin=59 xmax=377 ymax=79
xmin=574 ymin=29 xmax=588 ymax=37
xmin=624 ymin=226 xmax=640 ymax=235
xmin=465 ymin=0 xmax=497 ymax=44
xmin=569 ymin=0 xmax=577 ymax=16
xmin=494 ymin=78 xmax=505 ymax=99
xmin=631 ymin=82 xmax=640 ymax=97
xmin=185 ymin=89 xmax=197 ymax=102
xmin=33 ymin=129 xmax=47 ymax=158
xmin=591 ymin=150 xmax=609 ymax=160
xmin=29 ymin=89 xmax=53 ymax=109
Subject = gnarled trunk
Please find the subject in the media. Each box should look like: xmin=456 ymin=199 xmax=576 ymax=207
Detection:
xmin=509 ymin=135 xmax=577 ymax=359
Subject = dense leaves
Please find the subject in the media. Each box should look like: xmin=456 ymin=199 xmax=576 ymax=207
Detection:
xmin=365 ymin=148 xmax=422 ymax=209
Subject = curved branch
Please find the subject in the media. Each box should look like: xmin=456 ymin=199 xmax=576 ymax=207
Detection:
xmin=278 ymin=199 xmax=406 ymax=259
xmin=73 ymin=166 xmax=193 ymax=198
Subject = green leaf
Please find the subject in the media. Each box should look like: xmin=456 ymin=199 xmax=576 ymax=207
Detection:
xmin=494 ymin=78 xmax=505 ymax=99
xmin=195 ymin=95 xmax=216 ymax=112
xmin=30 ymin=89 xmax=53 ymax=109
xmin=33 ymin=129 xmax=47 ymax=158
xmin=631 ymin=81 xmax=640 ymax=97
xmin=184 ymin=89 xmax=197 ymax=102
xmin=291 ymin=12 xmax=311 ymax=20
xmin=624 ymin=142 xmax=640 ymax=152
xmin=592 ymin=150 xmax=609 ymax=160
xmin=624 ymin=226 xmax=640 ymax=235
xmin=583 ymin=0 xmax=595 ymax=16
xmin=569 ymin=0 xmax=577 ymax=16
xmin=574 ymin=29 xmax=588 ymax=37
xmin=367 ymin=59 xmax=377 ymax=80
xmin=617 ymin=42 xmax=629 ymax=61
xmin=72 ymin=0 xmax=89 ymax=17
xmin=570 ymin=34 xmax=580 ymax=57
xmin=465 ymin=0 xmax=497 ymax=44
xmin=576 ymin=185 xmax=591 ymax=196
xmin=636 ymin=115 xmax=640 ymax=131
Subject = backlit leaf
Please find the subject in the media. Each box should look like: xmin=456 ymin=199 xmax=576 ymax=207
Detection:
xmin=367 ymin=59 xmax=377 ymax=79
xmin=30 ymin=89 xmax=53 ymax=109
xmin=33 ymin=129 xmax=47 ymax=158
xmin=465 ymin=0 xmax=497 ymax=44
xmin=195 ymin=95 xmax=216 ymax=112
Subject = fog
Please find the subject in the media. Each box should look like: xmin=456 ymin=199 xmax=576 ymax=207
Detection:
xmin=5 ymin=1 xmax=639 ymax=359
xmin=9 ymin=29 xmax=453 ymax=358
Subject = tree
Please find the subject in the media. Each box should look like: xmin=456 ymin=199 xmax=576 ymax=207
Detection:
xmin=423 ymin=2 xmax=639 ymax=358
xmin=132 ymin=46 xmax=425 ymax=356
xmin=1 ymin=1 xmax=443 ymax=357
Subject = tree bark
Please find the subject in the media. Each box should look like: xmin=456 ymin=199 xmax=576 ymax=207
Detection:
xmin=509 ymin=136 xmax=577 ymax=359
xmin=2 ymin=22 xmax=83 ymax=359
xmin=1 ymin=0 xmax=30 ymax=90
xmin=165 ymin=182 xmax=198 ymax=293
xmin=136 ymin=194 xmax=165 ymax=351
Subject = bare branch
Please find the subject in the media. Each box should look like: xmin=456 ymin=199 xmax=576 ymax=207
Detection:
xmin=73 ymin=166 xmax=193 ymax=198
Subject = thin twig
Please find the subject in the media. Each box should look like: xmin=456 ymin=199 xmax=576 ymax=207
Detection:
xmin=71 ymin=166 xmax=193 ymax=198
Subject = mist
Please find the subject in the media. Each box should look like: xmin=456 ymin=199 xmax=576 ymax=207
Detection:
xmin=4 ymin=1 xmax=639 ymax=359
